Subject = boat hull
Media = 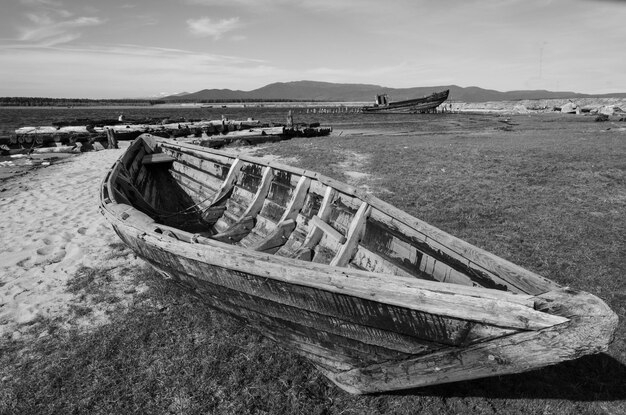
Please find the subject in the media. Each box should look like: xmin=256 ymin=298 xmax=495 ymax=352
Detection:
xmin=99 ymin=135 xmax=617 ymax=394
xmin=361 ymin=89 xmax=450 ymax=113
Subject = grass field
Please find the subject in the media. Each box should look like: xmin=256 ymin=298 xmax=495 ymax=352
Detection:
xmin=1 ymin=113 xmax=625 ymax=414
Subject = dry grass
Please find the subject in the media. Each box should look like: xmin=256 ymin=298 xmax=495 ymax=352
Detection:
xmin=1 ymin=113 xmax=625 ymax=414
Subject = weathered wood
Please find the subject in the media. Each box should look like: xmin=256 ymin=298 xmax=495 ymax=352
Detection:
xmin=200 ymin=205 xmax=227 ymax=222
xmin=106 ymin=128 xmax=118 ymax=149
xmin=247 ymin=175 xmax=311 ymax=252
xmin=114 ymin=173 xmax=155 ymax=214
xmin=361 ymin=212 xmax=480 ymax=286
xmin=331 ymin=202 xmax=371 ymax=267
xmin=252 ymin=219 xmax=296 ymax=252
xmin=211 ymin=216 xmax=255 ymax=242
xmin=126 ymin=235 xmax=521 ymax=346
xmin=100 ymin=136 xmax=617 ymax=395
xmin=322 ymin=288 xmax=618 ymax=394
xmin=351 ymin=246 xmax=418 ymax=278
xmin=169 ymin=171 xmax=216 ymax=207
xmin=165 ymin=138 xmax=559 ymax=295
xmin=240 ymin=166 xmax=274 ymax=219
xmin=142 ymin=153 xmax=175 ymax=165
xmin=297 ymin=187 xmax=336 ymax=249
xmin=279 ymin=176 xmax=310 ymax=221
xmin=211 ymin=158 xmax=243 ymax=205
xmin=167 ymin=150 xmax=230 ymax=181
xmin=309 ymin=216 xmax=346 ymax=245
xmin=129 ymin=227 xmax=568 ymax=331
xmin=170 ymin=161 xmax=222 ymax=194
xmin=129 ymin=147 xmax=146 ymax=182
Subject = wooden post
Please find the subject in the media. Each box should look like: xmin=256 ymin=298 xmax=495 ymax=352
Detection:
xmin=106 ymin=128 xmax=118 ymax=149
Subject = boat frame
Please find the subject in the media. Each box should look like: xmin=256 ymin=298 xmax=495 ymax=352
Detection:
xmin=99 ymin=135 xmax=617 ymax=394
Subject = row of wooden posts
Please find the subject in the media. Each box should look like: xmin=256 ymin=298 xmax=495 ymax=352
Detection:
xmin=303 ymin=107 xmax=362 ymax=114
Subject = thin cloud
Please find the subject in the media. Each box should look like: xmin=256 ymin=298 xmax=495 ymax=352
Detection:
xmin=19 ymin=15 xmax=104 ymax=46
xmin=0 ymin=42 xmax=282 ymax=97
xmin=187 ymin=17 xmax=241 ymax=39
xmin=182 ymin=0 xmax=391 ymax=14
xmin=19 ymin=0 xmax=63 ymax=6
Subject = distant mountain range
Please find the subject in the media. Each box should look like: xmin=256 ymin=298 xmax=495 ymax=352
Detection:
xmin=162 ymin=81 xmax=626 ymax=103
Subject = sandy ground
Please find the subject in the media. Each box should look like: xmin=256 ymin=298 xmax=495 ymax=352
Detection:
xmin=0 ymin=142 xmax=288 ymax=341
xmin=0 ymin=143 xmax=147 ymax=340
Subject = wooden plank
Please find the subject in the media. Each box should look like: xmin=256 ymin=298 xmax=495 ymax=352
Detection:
xmin=352 ymin=246 xmax=417 ymax=279
xmin=240 ymin=166 xmax=274 ymax=219
xmin=211 ymin=216 xmax=255 ymax=242
xmin=252 ymin=219 xmax=296 ymax=252
xmin=360 ymin=215 xmax=479 ymax=286
xmin=161 ymin=141 xmax=236 ymax=166
xmin=211 ymin=166 xmax=274 ymax=243
xmin=169 ymin=171 xmax=216 ymax=207
xmin=250 ymin=175 xmax=311 ymax=253
xmin=366 ymin=206 xmax=559 ymax=295
xmin=129 ymin=146 xmax=146 ymax=182
xmin=309 ymin=216 xmax=346 ymax=244
xmin=279 ymin=176 xmax=311 ymax=222
xmin=170 ymin=161 xmax=222 ymax=194
xmin=141 ymin=134 xmax=158 ymax=153
xmin=211 ymin=158 xmax=243 ymax=205
xmin=323 ymin=288 xmax=617 ymax=394
xmin=133 ymin=242 xmax=519 ymax=346
xmin=259 ymin=199 xmax=285 ymax=223
xmin=143 ymin=153 xmax=175 ymax=165
xmin=298 ymin=187 xmax=336 ymax=250
xmin=200 ymin=206 xmax=227 ymax=222
xmin=213 ymin=208 xmax=239 ymax=233
xmin=325 ymin=194 xmax=358 ymax=236
xmin=168 ymin=150 xmax=231 ymax=181
xmin=367 ymin=210 xmax=515 ymax=291
xmin=236 ymin=214 xmax=277 ymax=249
xmin=331 ymin=202 xmax=371 ymax=267
xmin=135 ymin=229 xmax=560 ymax=330
xmin=115 ymin=173 xmax=156 ymax=214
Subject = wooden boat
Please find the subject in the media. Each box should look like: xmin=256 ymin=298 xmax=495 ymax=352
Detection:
xmin=361 ymin=89 xmax=450 ymax=113
xmin=100 ymin=134 xmax=617 ymax=394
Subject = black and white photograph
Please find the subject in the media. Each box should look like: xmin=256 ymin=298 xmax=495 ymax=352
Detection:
xmin=0 ymin=1 xmax=624 ymax=413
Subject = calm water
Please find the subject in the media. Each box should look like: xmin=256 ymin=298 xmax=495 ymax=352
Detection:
xmin=0 ymin=106 xmax=494 ymax=178
xmin=0 ymin=105 xmax=457 ymax=136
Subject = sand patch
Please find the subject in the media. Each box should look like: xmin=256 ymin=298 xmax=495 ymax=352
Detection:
xmin=0 ymin=144 xmax=147 ymax=339
xmin=334 ymin=151 xmax=373 ymax=190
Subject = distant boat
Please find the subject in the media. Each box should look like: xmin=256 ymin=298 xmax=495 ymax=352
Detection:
xmin=100 ymin=134 xmax=617 ymax=394
xmin=361 ymin=89 xmax=449 ymax=113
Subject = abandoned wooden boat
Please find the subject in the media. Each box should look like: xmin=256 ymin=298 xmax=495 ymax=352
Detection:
xmin=100 ymin=134 xmax=617 ymax=394
xmin=361 ymin=89 xmax=450 ymax=113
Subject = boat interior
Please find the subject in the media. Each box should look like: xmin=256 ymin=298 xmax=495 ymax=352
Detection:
xmin=103 ymin=136 xmax=557 ymax=296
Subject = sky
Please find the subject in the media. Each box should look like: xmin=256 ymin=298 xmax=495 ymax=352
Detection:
xmin=1 ymin=0 xmax=625 ymax=98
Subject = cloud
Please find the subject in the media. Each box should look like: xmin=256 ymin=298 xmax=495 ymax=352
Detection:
xmin=186 ymin=17 xmax=241 ymax=39
xmin=19 ymin=0 xmax=63 ymax=6
xmin=19 ymin=14 xmax=104 ymax=46
xmin=181 ymin=0 xmax=367 ymax=14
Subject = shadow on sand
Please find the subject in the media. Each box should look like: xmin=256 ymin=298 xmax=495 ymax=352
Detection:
xmin=391 ymin=353 xmax=626 ymax=401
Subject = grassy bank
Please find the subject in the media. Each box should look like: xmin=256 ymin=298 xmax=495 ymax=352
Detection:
xmin=1 ymin=113 xmax=624 ymax=414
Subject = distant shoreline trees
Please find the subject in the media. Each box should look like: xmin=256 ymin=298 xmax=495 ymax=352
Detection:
xmin=0 ymin=97 xmax=325 ymax=107
xmin=0 ymin=97 xmax=167 ymax=107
